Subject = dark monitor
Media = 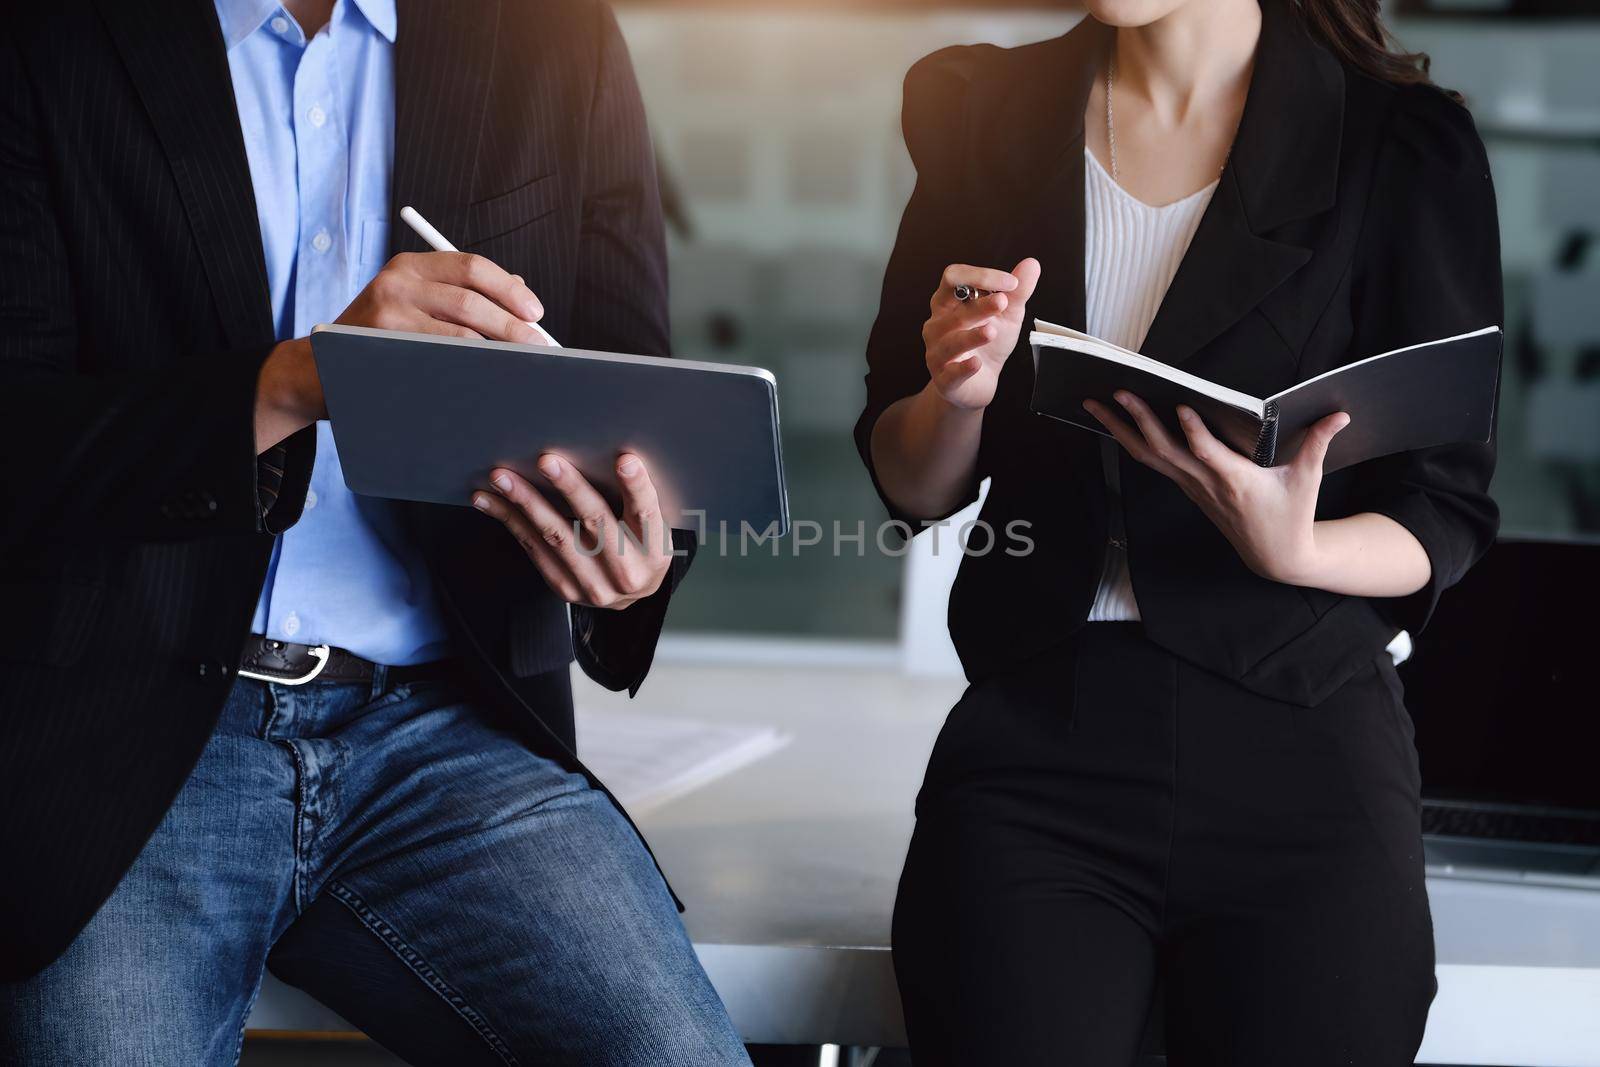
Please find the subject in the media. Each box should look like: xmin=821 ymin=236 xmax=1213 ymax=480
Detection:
xmin=1400 ymin=537 xmax=1600 ymax=814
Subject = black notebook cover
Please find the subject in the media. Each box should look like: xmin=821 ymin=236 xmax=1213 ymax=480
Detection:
xmin=1029 ymin=323 xmax=1501 ymax=473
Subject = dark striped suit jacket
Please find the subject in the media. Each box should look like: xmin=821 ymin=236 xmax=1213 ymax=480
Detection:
xmin=0 ymin=0 xmax=687 ymax=980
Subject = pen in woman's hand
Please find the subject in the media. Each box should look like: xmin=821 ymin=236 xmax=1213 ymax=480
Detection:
xmin=399 ymin=205 xmax=559 ymax=347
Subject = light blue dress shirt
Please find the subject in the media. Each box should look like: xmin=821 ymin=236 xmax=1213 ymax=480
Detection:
xmin=219 ymin=0 xmax=449 ymax=665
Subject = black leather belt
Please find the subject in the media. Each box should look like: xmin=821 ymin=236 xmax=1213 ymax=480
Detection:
xmin=238 ymin=634 xmax=456 ymax=688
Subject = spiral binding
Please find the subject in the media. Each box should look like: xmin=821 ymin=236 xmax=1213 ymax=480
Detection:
xmin=1252 ymin=402 xmax=1281 ymax=466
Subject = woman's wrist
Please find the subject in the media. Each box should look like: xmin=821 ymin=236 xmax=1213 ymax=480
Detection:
xmin=1266 ymin=516 xmax=1431 ymax=598
xmin=868 ymin=381 xmax=985 ymax=522
xmin=920 ymin=378 xmax=988 ymax=420
xmin=1267 ymin=522 xmax=1337 ymax=589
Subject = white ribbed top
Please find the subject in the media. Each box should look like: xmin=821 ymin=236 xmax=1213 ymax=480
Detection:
xmin=1083 ymin=148 xmax=1218 ymax=622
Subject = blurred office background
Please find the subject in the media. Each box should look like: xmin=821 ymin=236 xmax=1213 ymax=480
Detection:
xmin=612 ymin=0 xmax=1600 ymax=655
xmin=243 ymin=3 xmax=1600 ymax=1062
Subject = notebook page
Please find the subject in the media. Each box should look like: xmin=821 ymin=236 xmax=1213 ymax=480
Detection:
xmin=1031 ymin=319 xmax=1265 ymax=416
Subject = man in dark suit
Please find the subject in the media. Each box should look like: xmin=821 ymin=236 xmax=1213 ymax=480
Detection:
xmin=0 ymin=0 xmax=748 ymax=1062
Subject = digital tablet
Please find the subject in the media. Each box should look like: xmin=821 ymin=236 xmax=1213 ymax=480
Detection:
xmin=310 ymin=324 xmax=789 ymax=535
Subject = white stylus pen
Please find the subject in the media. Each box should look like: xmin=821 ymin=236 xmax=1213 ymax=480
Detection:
xmin=398 ymin=205 xmax=559 ymax=347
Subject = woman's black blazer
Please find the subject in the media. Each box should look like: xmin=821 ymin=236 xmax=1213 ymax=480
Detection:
xmin=855 ymin=0 xmax=1502 ymax=707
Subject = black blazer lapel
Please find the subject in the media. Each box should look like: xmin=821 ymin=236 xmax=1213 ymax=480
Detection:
xmin=981 ymin=20 xmax=1105 ymax=335
xmin=95 ymin=0 xmax=273 ymax=351
xmin=391 ymin=0 xmax=503 ymax=251
xmin=1140 ymin=0 xmax=1343 ymax=368
xmin=1137 ymin=170 xmax=1312 ymax=368
xmin=1021 ymin=138 xmax=1089 ymax=335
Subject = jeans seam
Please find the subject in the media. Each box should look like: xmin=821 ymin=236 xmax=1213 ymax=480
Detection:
xmin=262 ymin=680 xmax=283 ymax=737
xmin=280 ymin=740 xmax=310 ymax=914
xmin=326 ymin=879 xmax=521 ymax=1066
xmin=231 ymin=957 xmax=275 ymax=1067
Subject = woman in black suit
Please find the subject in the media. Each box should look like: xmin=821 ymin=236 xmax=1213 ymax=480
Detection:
xmin=856 ymin=0 xmax=1500 ymax=1062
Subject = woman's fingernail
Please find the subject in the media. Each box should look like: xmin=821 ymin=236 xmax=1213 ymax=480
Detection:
xmin=471 ymin=494 xmax=491 ymax=511
xmin=538 ymin=456 xmax=562 ymax=479
xmin=1178 ymin=407 xmax=1193 ymax=423
xmin=1114 ymin=391 xmax=1131 ymax=406
xmin=618 ymin=456 xmax=641 ymax=477
xmin=492 ymin=472 xmax=514 ymax=492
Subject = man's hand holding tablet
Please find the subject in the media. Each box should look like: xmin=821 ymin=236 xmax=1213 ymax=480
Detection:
xmin=254 ymin=249 xmax=546 ymax=452
xmin=258 ymin=205 xmax=683 ymax=614
xmin=471 ymin=452 xmax=674 ymax=611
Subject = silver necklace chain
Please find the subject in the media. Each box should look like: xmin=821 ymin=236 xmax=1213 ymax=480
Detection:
xmin=1105 ymin=47 xmax=1232 ymax=186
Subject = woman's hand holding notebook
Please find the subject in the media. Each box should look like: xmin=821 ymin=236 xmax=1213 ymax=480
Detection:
xmin=1028 ymin=319 xmax=1502 ymax=472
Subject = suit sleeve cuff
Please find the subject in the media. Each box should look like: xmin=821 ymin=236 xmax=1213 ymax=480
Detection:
xmin=256 ymin=426 xmax=316 ymax=535
xmin=572 ymin=531 xmax=695 ymax=696
xmin=1364 ymin=492 xmax=1458 ymax=635
xmin=852 ymin=401 xmax=982 ymax=537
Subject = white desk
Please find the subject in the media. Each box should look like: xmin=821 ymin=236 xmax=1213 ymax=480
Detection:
xmin=249 ymin=660 xmax=1600 ymax=1066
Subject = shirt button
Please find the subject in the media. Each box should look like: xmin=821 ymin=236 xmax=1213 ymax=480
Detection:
xmin=307 ymin=104 xmax=327 ymax=128
xmin=304 ymin=489 xmax=318 ymax=510
xmin=283 ymin=613 xmax=301 ymax=637
xmin=311 ymin=230 xmax=332 ymax=253
xmin=270 ymin=15 xmax=290 ymax=34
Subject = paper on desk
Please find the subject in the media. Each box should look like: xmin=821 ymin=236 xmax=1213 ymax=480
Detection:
xmin=574 ymin=707 xmax=791 ymax=815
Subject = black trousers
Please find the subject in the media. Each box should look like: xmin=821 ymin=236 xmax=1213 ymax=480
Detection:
xmin=893 ymin=624 xmax=1436 ymax=1066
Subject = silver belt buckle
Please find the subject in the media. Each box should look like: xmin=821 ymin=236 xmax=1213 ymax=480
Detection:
xmin=237 ymin=644 xmax=332 ymax=686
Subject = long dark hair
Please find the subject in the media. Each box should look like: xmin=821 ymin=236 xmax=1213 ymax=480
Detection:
xmin=1292 ymin=0 xmax=1460 ymax=101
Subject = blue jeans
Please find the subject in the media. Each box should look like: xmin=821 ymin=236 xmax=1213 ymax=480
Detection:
xmin=0 ymin=670 xmax=748 ymax=1066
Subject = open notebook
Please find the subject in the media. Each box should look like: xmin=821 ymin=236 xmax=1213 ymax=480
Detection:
xmin=1029 ymin=320 xmax=1502 ymax=472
